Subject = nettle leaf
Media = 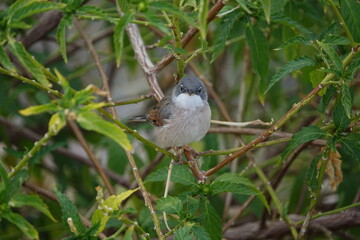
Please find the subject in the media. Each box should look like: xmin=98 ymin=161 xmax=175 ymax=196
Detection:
xmin=8 ymin=40 xmax=50 ymax=87
xmin=317 ymin=41 xmax=343 ymax=73
xmin=198 ymin=0 xmax=209 ymax=40
xmin=341 ymin=84 xmax=352 ymax=119
xmin=192 ymin=224 xmax=211 ymax=240
xmin=235 ymin=0 xmax=252 ymax=14
xmin=340 ymin=0 xmax=360 ymax=42
xmin=19 ymin=102 xmax=58 ymax=116
xmin=142 ymin=11 xmax=170 ymax=34
xmin=10 ymin=194 xmax=56 ymax=222
xmin=211 ymin=10 xmax=240 ymax=63
xmin=323 ymin=35 xmax=350 ymax=45
xmin=77 ymin=5 xmax=115 ymax=23
xmin=54 ymin=188 xmax=86 ymax=235
xmin=2 ymin=210 xmax=39 ymax=240
xmin=246 ymin=24 xmax=269 ymax=94
xmin=114 ymin=12 xmax=134 ymax=67
xmin=175 ymin=223 xmax=193 ymax=240
xmin=266 ymin=56 xmax=316 ymax=94
xmin=200 ymin=197 xmax=221 ymax=240
xmin=306 ymin=154 xmax=321 ymax=192
xmin=339 ymin=133 xmax=360 ymax=162
xmin=272 ymin=15 xmax=313 ymax=37
xmin=260 ymin=0 xmax=271 ymax=24
xmin=11 ymin=2 xmax=65 ymax=21
xmin=145 ymin=165 xmax=197 ymax=186
xmin=56 ymin=14 xmax=74 ymax=64
xmin=117 ymin=0 xmax=129 ymax=12
xmin=156 ymin=196 xmax=182 ymax=215
xmin=333 ymin=100 xmax=350 ymax=131
xmin=0 ymin=45 xmax=16 ymax=71
xmin=210 ymin=173 xmax=260 ymax=195
xmin=274 ymin=35 xmax=311 ymax=50
xmin=76 ymin=111 xmax=132 ymax=151
xmin=149 ymin=2 xmax=197 ymax=27
xmin=282 ymin=126 xmax=327 ymax=159
xmin=319 ymin=86 xmax=336 ymax=113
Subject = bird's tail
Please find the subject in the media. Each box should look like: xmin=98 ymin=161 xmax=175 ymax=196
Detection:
xmin=127 ymin=115 xmax=148 ymax=124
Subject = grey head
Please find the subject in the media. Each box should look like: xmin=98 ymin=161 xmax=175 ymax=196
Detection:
xmin=173 ymin=76 xmax=208 ymax=101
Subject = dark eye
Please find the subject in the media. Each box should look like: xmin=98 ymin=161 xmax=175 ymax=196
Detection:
xmin=196 ymin=87 xmax=202 ymax=94
xmin=180 ymin=84 xmax=184 ymax=92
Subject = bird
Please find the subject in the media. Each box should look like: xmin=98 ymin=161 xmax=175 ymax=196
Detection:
xmin=132 ymin=76 xmax=211 ymax=149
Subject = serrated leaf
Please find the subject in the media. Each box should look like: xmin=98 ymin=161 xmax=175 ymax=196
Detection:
xmin=156 ymin=196 xmax=182 ymax=215
xmin=11 ymin=2 xmax=64 ymax=21
xmin=275 ymin=35 xmax=310 ymax=50
xmin=260 ymin=0 xmax=271 ymax=24
xmin=319 ymin=86 xmax=336 ymax=113
xmin=266 ymin=56 xmax=316 ymax=93
xmin=317 ymin=41 xmax=343 ymax=73
xmin=149 ymin=2 xmax=197 ymax=27
xmin=235 ymin=0 xmax=252 ymax=14
xmin=2 ymin=210 xmax=39 ymax=240
xmin=323 ymin=35 xmax=350 ymax=45
xmin=282 ymin=126 xmax=327 ymax=159
xmin=210 ymin=173 xmax=260 ymax=195
xmin=77 ymin=5 xmax=115 ymax=23
xmin=272 ymin=15 xmax=313 ymax=36
xmin=339 ymin=133 xmax=360 ymax=162
xmin=340 ymin=0 xmax=360 ymax=43
xmin=0 ymin=45 xmax=16 ymax=71
xmin=310 ymin=69 xmax=326 ymax=95
xmin=211 ymin=11 xmax=240 ymax=63
xmin=19 ymin=102 xmax=57 ymax=116
xmin=10 ymin=194 xmax=56 ymax=222
xmin=192 ymin=224 xmax=211 ymax=240
xmin=8 ymin=40 xmax=49 ymax=87
xmin=198 ymin=0 xmax=209 ymax=40
xmin=200 ymin=198 xmax=221 ymax=240
xmin=175 ymin=223 xmax=194 ymax=240
xmin=114 ymin=12 xmax=134 ymax=67
xmin=142 ymin=11 xmax=170 ymax=34
xmin=306 ymin=154 xmax=321 ymax=192
xmin=56 ymin=15 xmax=73 ymax=64
xmin=246 ymin=24 xmax=269 ymax=94
xmin=333 ymin=100 xmax=350 ymax=130
xmin=145 ymin=165 xmax=196 ymax=186
xmin=54 ymin=188 xmax=86 ymax=235
xmin=117 ymin=0 xmax=129 ymax=12
xmin=341 ymin=85 xmax=352 ymax=119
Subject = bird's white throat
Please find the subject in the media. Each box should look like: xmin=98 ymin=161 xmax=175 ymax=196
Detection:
xmin=173 ymin=93 xmax=205 ymax=109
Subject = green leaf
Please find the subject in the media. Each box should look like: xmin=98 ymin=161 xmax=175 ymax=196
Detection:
xmin=149 ymin=2 xmax=197 ymax=27
xmin=211 ymin=11 xmax=240 ymax=63
xmin=54 ymin=188 xmax=86 ymax=235
xmin=114 ymin=12 xmax=134 ymax=67
xmin=77 ymin=6 xmax=115 ymax=23
xmin=11 ymin=2 xmax=64 ymax=21
xmin=323 ymin=35 xmax=350 ymax=45
xmin=123 ymin=225 xmax=135 ymax=240
xmin=198 ymin=0 xmax=209 ymax=40
xmin=2 ymin=210 xmax=39 ymax=240
xmin=306 ymin=154 xmax=321 ymax=192
xmin=175 ymin=223 xmax=193 ymax=240
xmin=56 ymin=15 xmax=73 ymax=64
xmin=156 ymin=196 xmax=182 ymax=215
xmin=333 ymin=99 xmax=350 ymax=130
xmin=8 ymin=40 xmax=50 ymax=87
xmin=200 ymin=198 xmax=221 ymax=240
xmin=282 ymin=126 xmax=327 ymax=159
xmin=260 ymin=0 xmax=271 ymax=24
xmin=0 ymin=45 xmax=16 ymax=71
xmin=145 ymin=165 xmax=196 ymax=186
xmin=235 ymin=0 xmax=252 ymax=14
xmin=317 ymin=41 xmax=343 ymax=73
xmin=341 ymin=85 xmax=352 ymax=119
xmin=319 ymin=86 xmax=336 ymax=113
xmin=19 ymin=102 xmax=57 ymax=116
xmin=272 ymin=15 xmax=313 ymax=37
xmin=340 ymin=0 xmax=360 ymax=43
xmin=192 ymin=224 xmax=211 ymax=240
xmin=339 ymin=133 xmax=360 ymax=162
xmin=274 ymin=35 xmax=310 ymax=50
xmin=48 ymin=113 xmax=66 ymax=134
xmin=266 ymin=56 xmax=316 ymax=93
xmin=10 ymin=194 xmax=56 ymax=222
xmin=210 ymin=173 xmax=261 ymax=195
xmin=117 ymin=0 xmax=129 ymax=12
xmin=77 ymin=111 xmax=132 ymax=151
xmin=246 ymin=24 xmax=269 ymax=93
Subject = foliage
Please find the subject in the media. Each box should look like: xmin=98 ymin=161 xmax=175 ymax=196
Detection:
xmin=0 ymin=0 xmax=360 ymax=239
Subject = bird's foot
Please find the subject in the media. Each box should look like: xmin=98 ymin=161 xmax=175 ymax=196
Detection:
xmin=182 ymin=145 xmax=199 ymax=159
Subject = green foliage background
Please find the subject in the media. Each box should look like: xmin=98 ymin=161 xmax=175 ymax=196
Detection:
xmin=0 ymin=0 xmax=360 ymax=239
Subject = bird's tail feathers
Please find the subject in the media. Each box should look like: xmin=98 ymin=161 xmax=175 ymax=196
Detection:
xmin=127 ymin=115 xmax=148 ymax=124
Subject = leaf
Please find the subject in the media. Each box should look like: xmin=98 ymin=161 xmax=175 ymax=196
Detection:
xmin=235 ymin=0 xmax=252 ymax=14
xmin=145 ymin=165 xmax=196 ymax=186
xmin=156 ymin=196 xmax=182 ymax=215
xmin=339 ymin=133 xmax=360 ymax=162
xmin=149 ymin=2 xmax=197 ymax=28
xmin=319 ymin=86 xmax=336 ymax=113
xmin=2 ymin=210 xmax=39 ymax=240
xmin=0 ymin=45 xmax=16 ymax=71
xmin=282 ymin=126 xmax=327 ymax=159
xmin=210 ymin=173 xmax=261 ymax=195
xmin=211 ymin=11 xmax=240 ymax=63
xmin=341 ymin=84 xmax=352 ymax=119
xmin=48 ymin=113 xmax=66 ymax=134
xmin=266 ymin=56 xmax=316 ymax=93
xmin=117 ymin=0 xmax=129 ymax=12
xmin=317 ymin=41 xmax=343 ymax=73
xmin=333 ymin=100 xmax=350 ymax=131
xmin=56 ymin=15 xmax=73 ymax=64
xmin=175 ymin=223 xmax=193 ymax=240
xmin=11 ymin=2 xmax=64 ymax=21
xmin=198 ymin=0 xmax=209 ymax=40
xmin=340 ymin=0 xmax=360 ymax=43
xmin=271 ymin=15 xmax=313 ymax=37
xmin=192 ymin=224 xmax=211 ymax=240
xmin=19 ymin=102 xmax=57 ymax=116
xmin=306 ymin=154 xmax=321 ymax=192
xmin=274 ymin=35 xmax=310 ymax=50
xmin=260 ymin=0 xmax=271 ymax=24
xmin=123 ymin=225 xmax=135 ymax=240
xmin=10 ymin=194 xmax=56 ymax=222
xmin=325 ymin=150 xmax=343 ymax=190
xmin=246 ymin=24 xmax=269 ymax=94
xmin=77 ymin=5 xmax=115 ymax=23
xmin=323 ymin=35 xmax=350 ymax=45
xmin=91 ymin=188 xmax=138 ymax=234
xmin=310 ymin=69 xmax=326 ymax=95
xmin=200 ymin=198 xmax=221 ymax=240
xmin=77 ymin=111 xmax=132 ymax=151
xmin=54 ymin=188 xmax=86 ymax=235
xmin=8 ymin=40 xmax=50 ymax=87
xmin=114 ymin=12 xmax=134 ymax=67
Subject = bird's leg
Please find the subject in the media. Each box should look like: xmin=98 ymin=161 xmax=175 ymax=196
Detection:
xmin=172 ymin=147 xmax=185 ymax=164
xmin=181 ymin=145 xmax=199 ymax=159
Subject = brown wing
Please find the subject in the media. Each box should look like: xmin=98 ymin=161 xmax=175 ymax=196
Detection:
xmin=147 ymin=96 xmax=173 ymax=127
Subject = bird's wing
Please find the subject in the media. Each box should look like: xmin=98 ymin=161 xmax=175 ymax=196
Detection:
xmin=147 ymin=96 xmax=174 ymax=127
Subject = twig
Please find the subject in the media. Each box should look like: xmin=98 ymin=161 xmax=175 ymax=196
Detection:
xmin=184 ymin=149 xmax=206 ymax=182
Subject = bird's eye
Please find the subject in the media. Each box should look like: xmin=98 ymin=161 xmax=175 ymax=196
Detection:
xmin=196 ymin=87 xmax=202 ymax=94
xmin=180 ymin=84 xmax=184 ymax=92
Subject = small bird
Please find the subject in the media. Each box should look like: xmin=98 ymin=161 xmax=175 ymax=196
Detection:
xmin=134 ymin=76 xmax=211 ymax=148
